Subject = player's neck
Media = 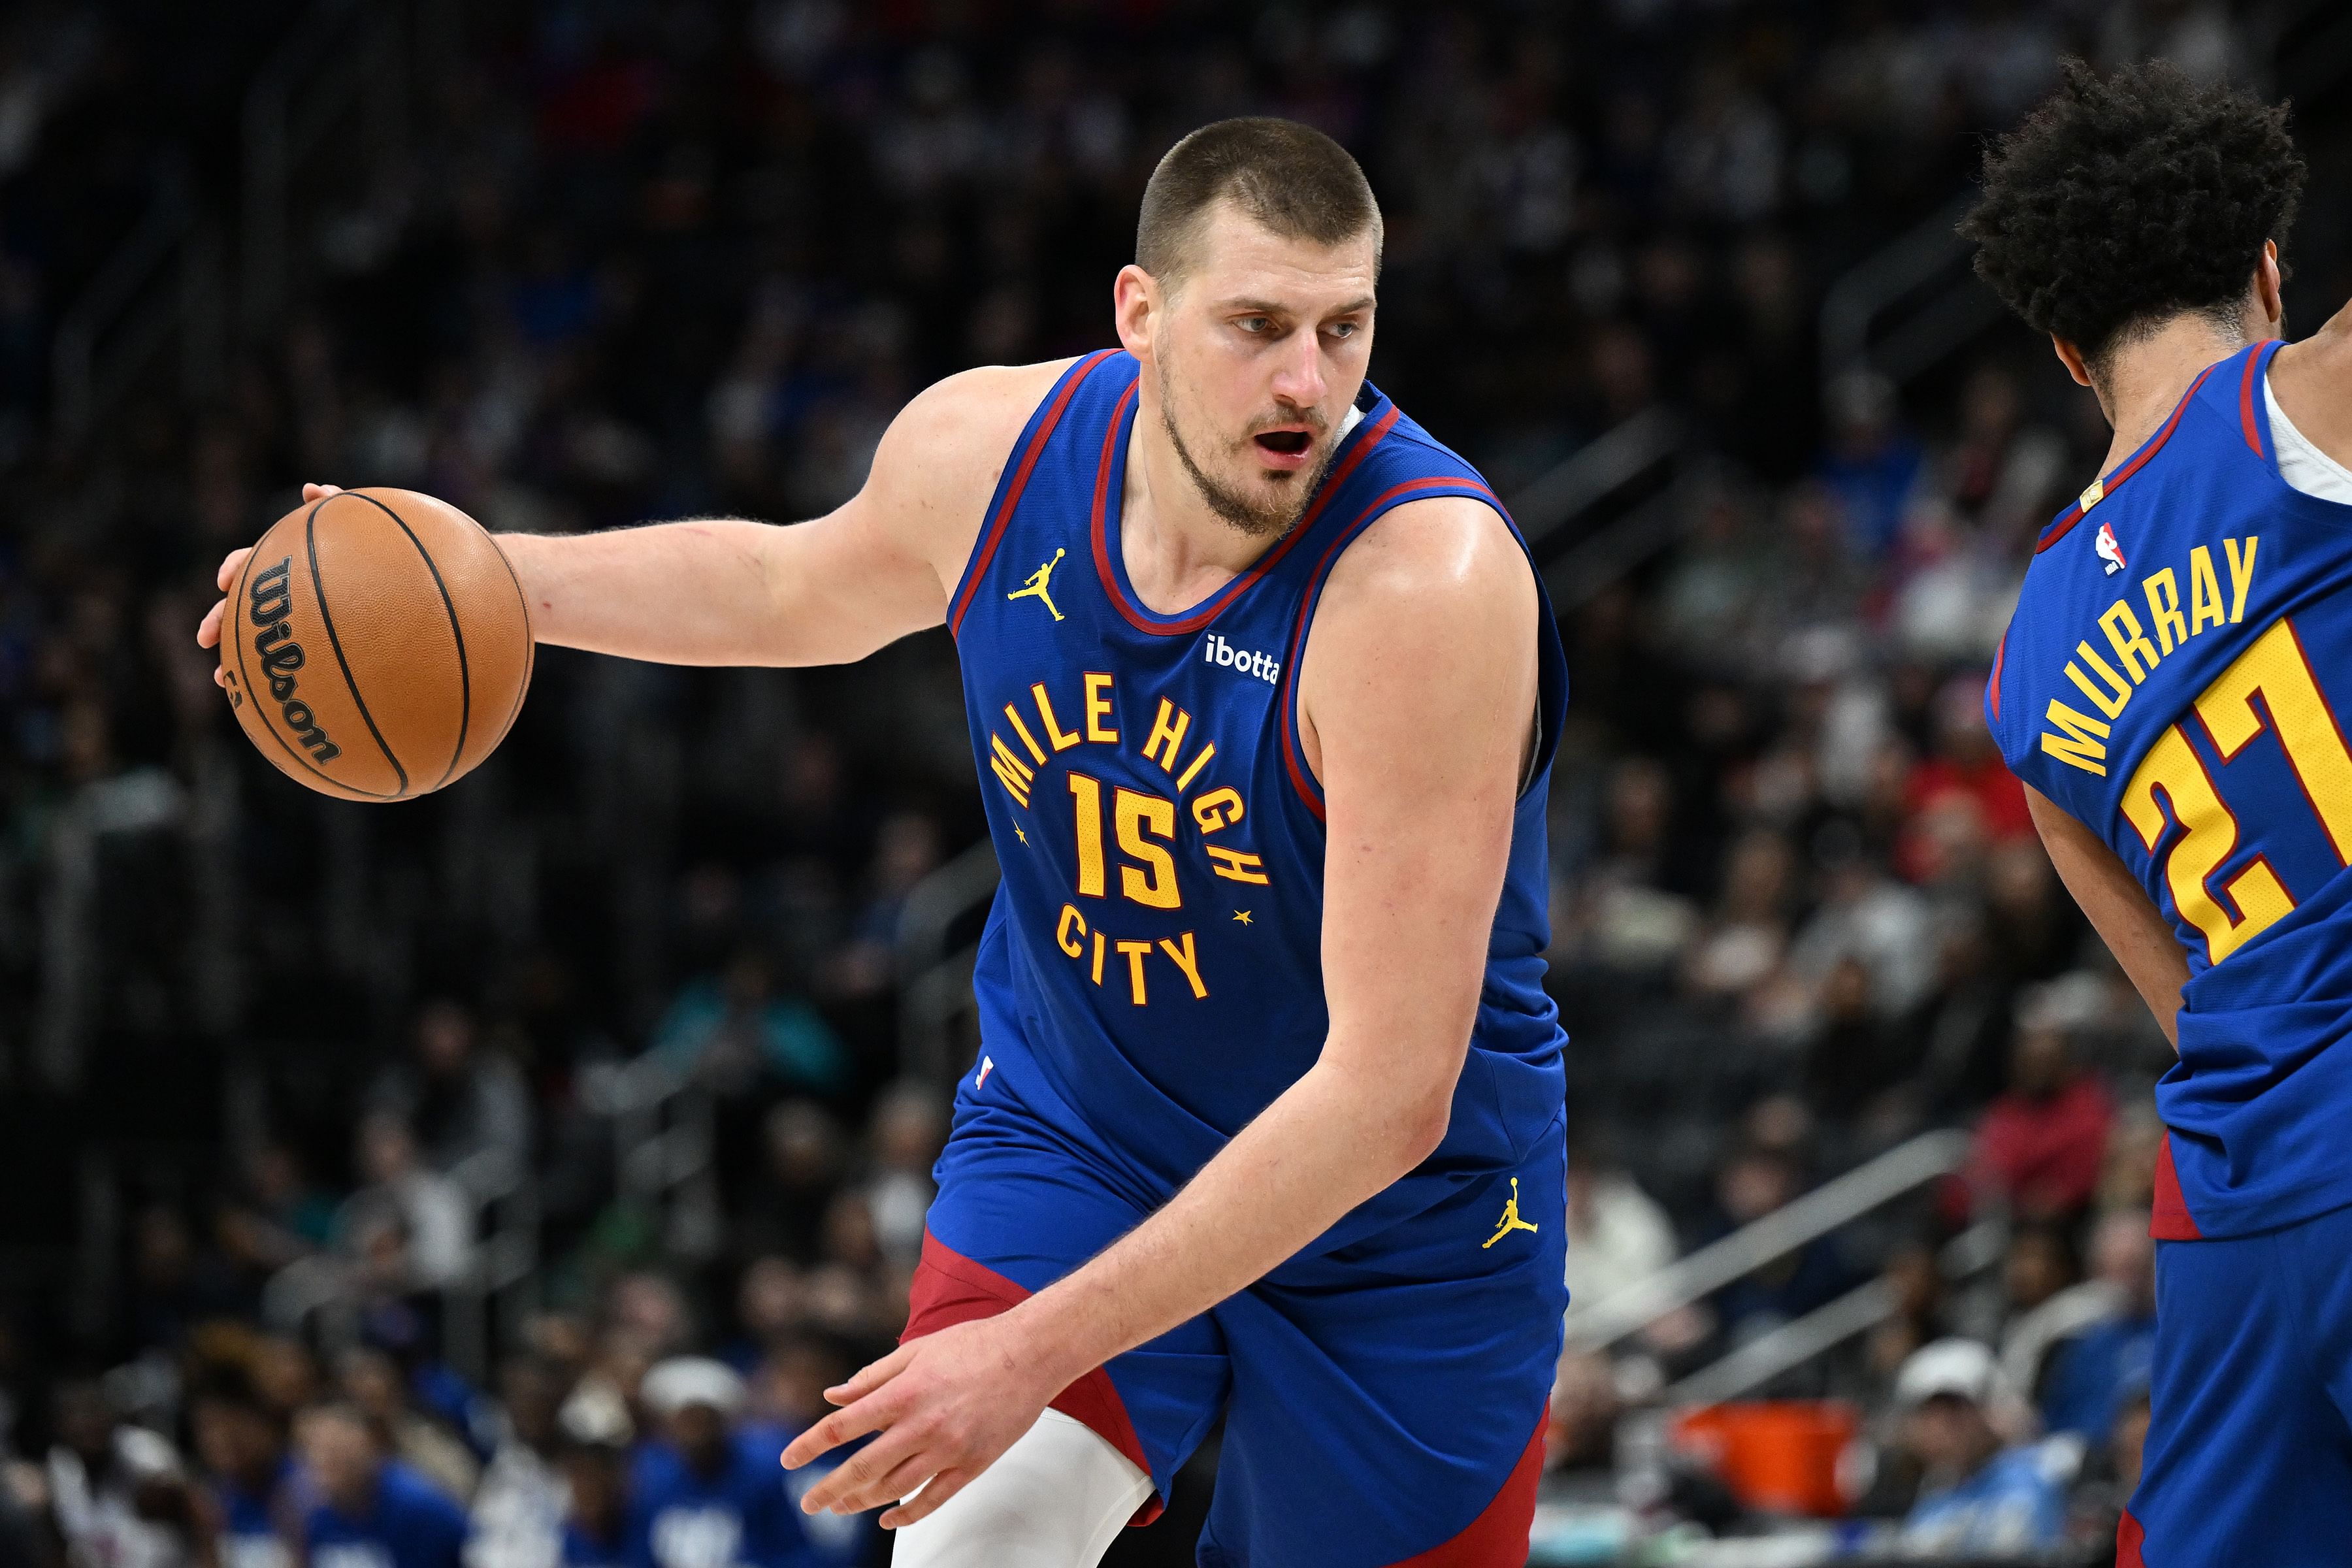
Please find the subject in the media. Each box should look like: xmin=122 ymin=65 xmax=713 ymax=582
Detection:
xmin=1120 ymin=387 xmax=1284 ymax=613
xmin=2092 ymin=315 xmax=2254 ymax=479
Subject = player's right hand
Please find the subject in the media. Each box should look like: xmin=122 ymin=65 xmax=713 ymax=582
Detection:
xmin=199 ymin=483 xmax=341 ymax=686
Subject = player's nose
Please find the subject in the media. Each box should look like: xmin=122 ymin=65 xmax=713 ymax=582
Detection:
xmin=1268 ymin=332 xmax=1328 ymax=409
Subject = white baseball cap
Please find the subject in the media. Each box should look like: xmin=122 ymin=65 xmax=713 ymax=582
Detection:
xmin=640 ymin=1357 xmax=746 ymax=1418
xmin=1894 ymin=1338 xmax=2004 ymax=1411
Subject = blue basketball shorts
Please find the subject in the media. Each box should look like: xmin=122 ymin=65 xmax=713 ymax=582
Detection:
xmin=902 ymin=1060 xmax=1565 ymax=1567
xmin=2122 ymin=1201 xmax=2352 ymax=1565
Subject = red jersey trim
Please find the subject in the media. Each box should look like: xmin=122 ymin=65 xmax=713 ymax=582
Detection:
xmin=900 ymin=1229 xmax=1163 ymax=1523
xmin=1987 ymin=629 xmax=2007 ymax=722
xmin=2239 ymin=340 xmax=2270 ymax=458
xmin=2036 ymin=363 xmax=2219 ymax=555
xmin=1277 ymin=475 xmax=1504 ymax=819
xmin=1090 ymin=402 xmax=1400 ymax=636
xmin=2116 ymin=1507 xmax=2148 ymax=1568
xmin=2149 ymin=1133 xmax=2204 ymax=1241
xmin=1387 ymin=1407 xmax=1548 ymax=1567
xmin=947 ymin=351 xmax=1113 ymax=638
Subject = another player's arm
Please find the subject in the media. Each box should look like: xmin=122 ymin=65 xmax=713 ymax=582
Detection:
xmin=195 ymin=362 xmax=1066 ymax=672
xmin=2024 ymin=782 xmax=2189 ymax=1047
xmin=784 ymin=495 xmax=1537 ymax=1526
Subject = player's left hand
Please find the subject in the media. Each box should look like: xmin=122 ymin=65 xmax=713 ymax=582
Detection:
xmin=781 ymin=1313 xmax=1066 ymax=1529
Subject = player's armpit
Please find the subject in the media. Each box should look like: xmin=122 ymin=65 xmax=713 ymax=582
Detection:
xmin=1301 ymin=494 xmax=1541 ymax=1134
xmin=2025 ymin=783 xmax=2189 ymax=1047
xmin=497 ymin=359 xmax=1068 ymax=668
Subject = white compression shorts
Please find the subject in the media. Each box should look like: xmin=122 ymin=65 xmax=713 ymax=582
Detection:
xmin=887 ymin=1407 xmax=1155 ymax=1568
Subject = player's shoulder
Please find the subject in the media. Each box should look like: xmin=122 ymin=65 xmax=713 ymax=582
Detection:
xmin=884 ymin=358 xmax=1087 ymax=466
xmin=1315 ymin=493 xmax=1533 ymax=687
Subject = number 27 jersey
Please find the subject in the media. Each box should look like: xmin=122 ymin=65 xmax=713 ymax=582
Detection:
xmin=1989 ymin=340 xmax=2352 ymax=1237
xmin=945 ymin=351 xmax=1571 ymax=1249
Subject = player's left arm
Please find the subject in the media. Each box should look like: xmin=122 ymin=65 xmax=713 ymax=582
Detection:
xmin=782 ymin=495 xmax=1538 ymax=1526
xmin=2023 ymin=782 xmax=2189 ymax=1046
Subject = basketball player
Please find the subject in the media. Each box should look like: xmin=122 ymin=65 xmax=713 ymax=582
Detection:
xmin=199 ymin=120 xmax=1568 ymax=1565
xmin=1969 ymin=63 xmax=2352 ymax=1563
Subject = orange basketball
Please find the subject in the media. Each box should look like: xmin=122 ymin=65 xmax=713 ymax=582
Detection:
xmin=221 ymin=488 xmax=534 ymax=801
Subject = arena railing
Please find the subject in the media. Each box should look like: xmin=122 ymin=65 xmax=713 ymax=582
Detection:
xmin=1659 ymin=1215 xmax=2006 ymax=1407
xmin=578 ymin=1054 xmax=723 ymax=1262
xmin=1561 ymin=1129 xmax=1972 ymax=1354
xmin=895 ymin=840 xmax=1003 ymax=1086
xmin=240 ymin=0 xmax=412 ymax=339
xmin=47 ymin=155 xmax=227 ymax=448
xmin=1816 ymin=194 xmax=2001 ymax=401
xmin=1816 ymin=2 xmax=2352 ymax=411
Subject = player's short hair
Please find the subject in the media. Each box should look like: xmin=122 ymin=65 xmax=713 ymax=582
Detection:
xmin=1961 ymin=60 xmax=2305 ymax=376
xmin=1136 ymin=118 xmax=1382 ymax=287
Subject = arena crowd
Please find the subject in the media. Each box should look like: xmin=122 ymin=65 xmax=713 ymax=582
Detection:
xmin=0 ymin=2 xmax=2320 ymax=1564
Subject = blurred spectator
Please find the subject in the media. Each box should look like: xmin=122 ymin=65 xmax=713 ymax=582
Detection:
xmin=1893 ymin=1339 xmax=2068 ymax=1556
xmin=336 ymin=1350 xmax=479 ymax=1506
xmin=732 ymin=1107 xmax=845 ymax=1267
xmin=341 ymin=1117 xmax=477 ymax=1294
xmin=2038 ymin=1212 xmax=2157 ymax=1441
xmin=1543 ymin=1351 xmax=1622 ymax=1476
xmin=466 ymin=1361 xmax=568 ymax=1568
xmin=370 ymin=1004 xmax=536 ymax=1196
xmin=189 ymin=1371 xmax=296 ymax=1568
xmin=44 ymin=1379 xmax=190 ymax=1568
xmin=1996 ymin=1220 xmax=2114 ymax=1403
xmin=551 ymin=1388 xmax=632 ymax=1568
xmin=297 ymin=1405 xmax=469 ymax=1568
xmin=1955 ymin=988 xmax=2114 ymax=1224
xmin=1705 ymin=1145 xmax=1860 ymax=1345
xmin=1816 ymin=370 xmax=1924 ymax=562
xmin=720 ymin=1263 xmax=804 ymax=1379
xmin=1861 ymin=1240 xmax=1952 ymax=1392
xmin=1560 ymin=1139 xmax=1676 ymax=1312
xmin=629 ymin=1360 xmax=816 ymax=1568
xmin=858 ymin=1086 xmax=943 ymax=1267
xmin=651 ymin=954 xmax=844 ymax=1100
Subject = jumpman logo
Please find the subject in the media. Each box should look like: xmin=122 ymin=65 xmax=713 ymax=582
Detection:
xmin=1007 ymin=549 xmax=1066 ymax=621
xmin=1482 ymin=1177 xmax=1540 ymax=1249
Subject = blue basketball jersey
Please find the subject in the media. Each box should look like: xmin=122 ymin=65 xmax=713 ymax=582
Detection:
xmin=945 ymin=350 xmax=1570 ymax=1251
xmin=1989 ymin=339 xmax=2352 ymax=1237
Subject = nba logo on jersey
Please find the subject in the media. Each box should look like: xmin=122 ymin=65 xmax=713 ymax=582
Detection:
xmin=2095 ymin=519 xmax=2127 ymax=575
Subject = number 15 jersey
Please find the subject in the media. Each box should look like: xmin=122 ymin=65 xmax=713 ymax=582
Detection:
xmin=945 ymin=351 xmax=1571 ymax=1252
xmin=1990 ymin=340 xmax=2352 ymax=1238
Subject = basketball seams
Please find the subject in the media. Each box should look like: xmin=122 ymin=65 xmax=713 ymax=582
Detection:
xmin=346 ymin=491 xmax=474 ymax=791
xmin=231 ymin=502 xmax=400 ymax=800
xmin=307 ymin=498 xmax=412 ymax=795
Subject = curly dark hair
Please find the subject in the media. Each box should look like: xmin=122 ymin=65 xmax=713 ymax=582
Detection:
xmin=1961 ymin=60 xmax=2306 ymax=372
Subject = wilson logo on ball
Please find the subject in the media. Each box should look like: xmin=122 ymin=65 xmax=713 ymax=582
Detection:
xmin=248 ymin=557 xmax=343 ymax=762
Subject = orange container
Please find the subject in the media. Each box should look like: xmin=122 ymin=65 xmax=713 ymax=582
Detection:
xmin=1667 ymin=1400 xmax=1861 ymax=1517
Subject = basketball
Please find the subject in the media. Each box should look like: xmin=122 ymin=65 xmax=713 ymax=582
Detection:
xmin=220 ymin=487 xmax=534 ymax=801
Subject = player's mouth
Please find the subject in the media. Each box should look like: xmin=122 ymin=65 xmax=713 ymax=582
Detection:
xmin=1250 ymin=427 xmax=1316 ymax=468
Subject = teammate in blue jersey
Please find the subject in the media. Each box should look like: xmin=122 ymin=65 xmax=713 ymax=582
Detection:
xmin=1967 ymin=62 xmax=2352 ymax=1565
xmin=197 ymin=118 xmax=1567 ymax=1565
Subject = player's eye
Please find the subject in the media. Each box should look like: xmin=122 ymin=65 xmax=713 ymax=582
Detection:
xmin=1237 ymin=316 xmax=1272 ymax=334
xmin=1324 ymin=321 xmax=1359 ymax=340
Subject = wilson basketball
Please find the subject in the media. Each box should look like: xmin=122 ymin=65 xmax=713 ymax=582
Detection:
xmin=221 ymin=487 xmax=534 ymax=801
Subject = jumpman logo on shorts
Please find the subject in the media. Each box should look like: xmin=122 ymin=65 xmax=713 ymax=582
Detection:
xmin=1482 ymin=1177 xmax=1539 ymax=1249
xmin=1008 ymin=549 xmax=1066 ymax=621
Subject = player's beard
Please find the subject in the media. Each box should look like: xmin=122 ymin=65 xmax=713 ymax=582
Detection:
xmin=1157 ymin=361 xmax=1337 ymax=540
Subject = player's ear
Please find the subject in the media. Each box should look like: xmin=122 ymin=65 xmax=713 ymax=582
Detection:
xmin=2050 ymin=335 xmax=2094 ymax=389
xmin=1114 ymin=264 xmax=1159 ymax=365
xmin=2254 ymin=239 xmax=2285 ymax=335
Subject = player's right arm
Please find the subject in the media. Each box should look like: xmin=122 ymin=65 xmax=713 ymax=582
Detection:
xmin=196 ymin=361 xmax=1069 ymax=672
xmin=2024 ymin=782 xmax=2189 ymax=1047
